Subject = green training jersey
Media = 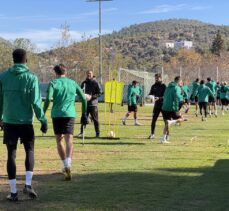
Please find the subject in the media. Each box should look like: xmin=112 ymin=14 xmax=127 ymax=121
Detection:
xmin=0 ymin=64 xmax=47 ymax=125
xmin=127 ymin=85 xmax=141 ymax=105
xmin=191 ymin=81 xmax=200 ymax=96
xmin=162 ymin=81 xmax=182 ymax=112
xmin=44 ymin=77 xmax=87 ymax=118
xmin=206 ymin=80 xmax=217 ymax=96
xmin=197 ymin=84 xmax=213 ymax=102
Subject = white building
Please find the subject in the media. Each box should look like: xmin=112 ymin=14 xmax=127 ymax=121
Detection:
xmin=165 ymin=42 xmax=175 ymax=49
xmin=175 ymin=41 xmax=193 ymax=49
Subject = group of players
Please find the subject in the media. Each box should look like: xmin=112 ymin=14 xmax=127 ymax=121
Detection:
xmin=122 ymin=73 xmax=229 ymax=144
xmin=0 ymin=49 xmax=101 ymax=201
xmin=1 ymin=48 xmax=229 ymax=202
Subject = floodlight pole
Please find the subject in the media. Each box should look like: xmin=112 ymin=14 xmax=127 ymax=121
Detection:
xmin=99 ymin=0 xmax=102 ymax=84
xmin=216 ymin=66 xmax=219 ymax=82
xmin=87 ymin=0 xmax=113 ymax=84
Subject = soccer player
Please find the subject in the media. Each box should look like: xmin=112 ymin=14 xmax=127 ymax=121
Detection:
xmin=43 ymin=64 xmax=87 ymax=181
xmin=148 ymin=73 xmax=166 ymax=140
xmin=182 ymin=83 xmax=190 ymax=113
xmin=196 ymin=80 xmax=214 ymax=121
xmin=190 ymin=78 xmax=200 ymax=116
xmin=178 ymin=82 xmax=185 ymax=111
xmin=122 ymin=80 xmax=142 ymax=126
xmin=0 ymin=49 xmax=48 ymax=201
xmin=216 ymin=82 xmax=221 ymax=106
xmin=161 ymin=76 xmax=186 ymax=143
xmin=78 ymin=70 xmax=101 ymax=138
xmin=219 ymin=82 xmax=229 ymax=115
xmin=206 ymin=77 xmax=217 ymax=117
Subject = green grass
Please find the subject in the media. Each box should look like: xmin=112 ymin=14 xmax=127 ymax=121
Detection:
xmin=0 ymin=103 xmax=229 ymax=210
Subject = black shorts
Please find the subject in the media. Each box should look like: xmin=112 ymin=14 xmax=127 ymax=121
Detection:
xmin=221 ymin=99 xmax=228 ymax=106
xmin=52 ymin=117 xmax=75 ymax=135
xmin=184 ymin=98 xmax=189 ymax=104
xmin=128 ymin=105 xmax=137 ymax=112
xmin=190 ymin=95 xmax=198 ymax=103
xmin=3 ymin=123 xmax=35 ymax=145
xmin=162 ymin=111 xmax=182 ymax=121
xmin=179 ymin=101 xmax=185 ymax=110
xmin=209 ymin=96 xmax=216 ymax=103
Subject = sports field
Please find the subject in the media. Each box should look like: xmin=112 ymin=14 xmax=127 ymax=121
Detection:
xmin=0 ymin=103 xmax=229 ymax=210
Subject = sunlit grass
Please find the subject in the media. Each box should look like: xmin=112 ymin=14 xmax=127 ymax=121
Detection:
xmin=0 ymin=103 xmax=229 ymax=210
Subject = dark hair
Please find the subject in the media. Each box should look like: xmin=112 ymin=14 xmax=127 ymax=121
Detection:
xmin=155 ymin=73 xmax=162 ymax=78
xmin=196 ymin=78 xmax=199 ymax=82
xmin=53 ymin=64 xmax=66 ymax=75
xmin=200 ymin=80 xmax=205 ymax=84
xmin=12 ymin=48 xmax=27 ymax=63
xmin=174 ymin=76 xmax=181 ymax=82
xmin=132 ymin=80 xmax=137 ymax=84
xmin=207 ymin=77 xmax=211 ymax=81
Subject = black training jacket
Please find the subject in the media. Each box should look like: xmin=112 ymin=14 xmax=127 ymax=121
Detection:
xmin=81 ymin=79 xmax=101 ymax=107
xmin=149 ymin=82 xmax=166 ymax=107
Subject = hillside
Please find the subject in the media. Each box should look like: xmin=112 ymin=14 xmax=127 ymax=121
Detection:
xmin=103 ymin=19 xmax=229 ymax=70
xmin=1 ymin=19 xmax=229 ymax=82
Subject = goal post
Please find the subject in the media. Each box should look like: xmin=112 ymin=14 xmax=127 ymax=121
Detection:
xmin=118 ymin=67 xmax=155 ymax=104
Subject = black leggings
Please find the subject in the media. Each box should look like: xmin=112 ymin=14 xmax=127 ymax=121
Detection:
xmin=151 ymin=106 xmax=162 ymax=134
xmin=81 ymin=106 xmax=100 ymax=135
xmin=7 ymin=142 xmax=34 ymax=180
xmin=199 ymin=102 xmax=208 ymax=117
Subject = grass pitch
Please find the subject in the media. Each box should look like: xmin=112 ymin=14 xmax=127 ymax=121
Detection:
xmin=0 ymin=103 xmax=229 ymax=210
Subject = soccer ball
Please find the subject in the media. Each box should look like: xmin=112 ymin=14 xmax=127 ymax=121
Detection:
xmin=85 ymin=94 xmax=92 ymax=101
xmin=108 ymin=130 xmax=115 ymax=138
xmin=146 ymin=95 xmax=155 ymax=103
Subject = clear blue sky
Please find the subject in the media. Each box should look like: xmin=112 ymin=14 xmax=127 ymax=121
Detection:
xmin=1 ymin=0 xmax=229 ymax=50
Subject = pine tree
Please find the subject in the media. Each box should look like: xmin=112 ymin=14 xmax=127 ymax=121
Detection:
xmin=211 ymin=30 xmax=224 ymax=56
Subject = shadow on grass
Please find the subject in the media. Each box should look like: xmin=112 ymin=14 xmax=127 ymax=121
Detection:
xmin=74 ymin=141 xmax=145 ymax=146
xmin=0 ymin=159 xmax=229 ymax=210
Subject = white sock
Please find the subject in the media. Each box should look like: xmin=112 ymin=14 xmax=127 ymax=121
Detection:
xmin=25 ymin=171 xmax=33 ymax=186
xmin=9 ymin=179 xmax=17 ymax=194
xmin=123 ymin=116 xmax=128 ymax=121
xmin=67 ymin=157 xmax=72 ymax=167
xmin=63 ymin=159 xmax=68 ymax=168
xmin=134 ymin=118 xmax=138 ymax=124
xmin=168 ymin=120 xmax=177 ymax=125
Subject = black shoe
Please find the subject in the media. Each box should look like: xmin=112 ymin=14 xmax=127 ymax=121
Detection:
xmin=6 ymin=192 xmax=18 ymax=202
xmin=23 ymin=185 xmax=38 ymax=199
xmin=96 ymin=133 xmax=100 ymax=138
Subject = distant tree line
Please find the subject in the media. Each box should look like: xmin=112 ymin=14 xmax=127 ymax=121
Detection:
xmin=1 ymin=19 xmax=229 ymax=83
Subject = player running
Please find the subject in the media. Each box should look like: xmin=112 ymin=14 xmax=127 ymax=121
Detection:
xmin=44 ymin=64 xmax=87 ymax=181
xmin=122 ymin=80 xmax=142 ymax=126
xmin=190 ymin=78 xmax=200 ymax=116
xmin=206 ymin=77 xmax=217 ymax=117
xmin=161 ymin=76 xmax=186 ymax=143
xmin=219 ymin=82 xmax=229 ymax=115
xmin=196 ymin=80 xmax=214 ymax=121
xmin=216 ymin=82 xmax=221 ymax=106
xmin=182 ymin=83 xmax=190 ymax=113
